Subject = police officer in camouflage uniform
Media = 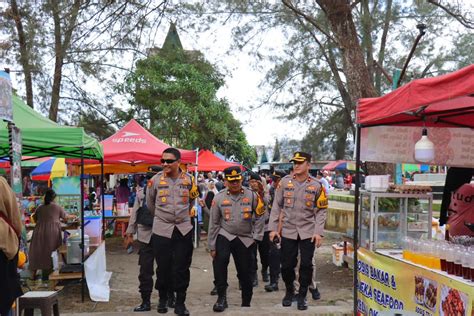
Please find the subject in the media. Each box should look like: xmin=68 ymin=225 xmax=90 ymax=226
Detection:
xmin=208 ymin=166 xmax=265 ymax=312
xmin=269 ymin=152 xmax=328 ymax=311
xmin=147 ymin=148 xmax=199 ymax=316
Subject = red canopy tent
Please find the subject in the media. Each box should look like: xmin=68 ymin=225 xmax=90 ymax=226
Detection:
xmin=193 ymin=150 xmax=241 ymax=172
xmin=357 ymin=64 xmax=474 ymax=128
xmin=68 ymin=119 xmax=196 ymax=167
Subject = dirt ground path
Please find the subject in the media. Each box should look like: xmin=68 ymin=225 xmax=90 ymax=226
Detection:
xmin=57 ymin=235 xmax=353 ymax=315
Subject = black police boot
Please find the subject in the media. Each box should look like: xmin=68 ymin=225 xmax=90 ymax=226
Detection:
xmin=261 ymin=269 xmax=269 ymax=282
xmin=210 ymin=286 xmax=218 ymax=296
xmin=264 ymin=282 xmax=279 ymax=292
xmin=157 ymin=298 xmax=168 ymax=314
xmin=168 ymin=291 xmax=176 ymax=308
xmin=241 ymin=290 xmax=252 ymax=307
xmin=252 ymin=272 xmax=258 ymax=287
xmin=212 ymin=291 xmax=228 ymax=312
xmin=309 ymin=287 xmax=321 ymax=300
xmin=133 ymin=300 xmax=151 ymax=312
xmin=282 ymin=286 xmax=294 ymax=307
xmin=297 ymin=287 xmax=308 ymax=311
xmin=174 ymin=292 xmax=190 ymax=316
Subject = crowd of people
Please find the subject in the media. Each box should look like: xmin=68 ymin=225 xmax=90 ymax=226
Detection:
xmin=1 ymin=147 xmax=330 ymax=315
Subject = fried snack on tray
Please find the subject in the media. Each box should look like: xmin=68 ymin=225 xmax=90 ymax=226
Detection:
xmin=414 ymin=276 xmax=424 ymax=303
xmin=424 ymin=283 xmax=437 ymax=310
xmin=442 ymin=288 xmax=465 ymax=316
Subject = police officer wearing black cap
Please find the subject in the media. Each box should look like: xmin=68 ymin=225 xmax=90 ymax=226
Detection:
xmin=269 ymin=152 xmax=328 ymax=311
xmin=247 ymin=171 xmax=269 ymax=287
xmin=125 ymin=166 xmax=163 ymax=312
xmin=264 ymin=169 xmax=286 ymax=292
xmin=208 ymin=166 xmax=265 ymax=312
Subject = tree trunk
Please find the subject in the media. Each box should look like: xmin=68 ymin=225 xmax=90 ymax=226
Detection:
xmin=10 ymin=0 xmax=34 ymax=108
xmin=48 ymin=0 xmax=81 ymax=122
xmin=316 ymin=0 xmax=378 ymax=100
xmin=334 ymin=129 xmax=347 ymax=160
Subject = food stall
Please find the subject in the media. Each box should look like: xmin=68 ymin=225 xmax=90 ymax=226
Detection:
xmin=353 ymin=64 xmax=474 ymax=316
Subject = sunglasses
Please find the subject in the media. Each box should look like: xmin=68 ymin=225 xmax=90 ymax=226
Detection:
xmin=227 ymin=179 xmax=241 ymax=184
xmin=292 ymin=160 xmax=306 ymax=165
xmin=161 ymin=158 xmax=178 ymax=164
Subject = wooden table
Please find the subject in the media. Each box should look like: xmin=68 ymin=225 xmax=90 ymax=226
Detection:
xmin=48 ymin=270 xmax=83 ymax=290
xmin=48 ymin=245 xmax=98 ymax=290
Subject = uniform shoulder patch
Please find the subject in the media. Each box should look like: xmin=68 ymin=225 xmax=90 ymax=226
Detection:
xmin=316 ymin=187 xmax=328 ymax=209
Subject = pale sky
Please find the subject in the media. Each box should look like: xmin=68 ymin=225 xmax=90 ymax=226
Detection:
xmin=174 ymin=22 xmax=308 ymax=147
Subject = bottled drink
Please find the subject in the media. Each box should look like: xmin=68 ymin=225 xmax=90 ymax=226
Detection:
xmin=460 ymin=248 xmax=469 ymax=279
xmin=469 ymin=251 xmax=474 ymax=282
xmin=439 ymin=243 xmax=448 ymax=272
xmin=454 ymin=247 xmax=463 ymax=277
xmin=446 ymin=248 xmax=455 ymax=275
xmin=402 ymin=236 xmax=411 ymax=260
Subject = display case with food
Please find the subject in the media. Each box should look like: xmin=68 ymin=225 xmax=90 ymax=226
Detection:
xmin=359 ymin=191 xmax=433 ymax=251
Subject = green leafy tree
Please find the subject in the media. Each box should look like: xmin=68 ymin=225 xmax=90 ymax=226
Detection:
xmin=119 ymin=24 xmax=256 ymax=166
xmin=1 ymin=0 xmax=169 ymax=121
xmin=168 ymin=1 xmax=473 ymax=166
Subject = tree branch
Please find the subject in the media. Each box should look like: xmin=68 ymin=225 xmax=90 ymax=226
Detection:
xmin=427 ymin=0 xmax=474 ymax=29
xmin=281 ymin=0 xmax=337 ymax=43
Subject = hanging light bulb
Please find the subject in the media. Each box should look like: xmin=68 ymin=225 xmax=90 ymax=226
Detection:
xmin=414 ymin=128 xmax=435 ymax=163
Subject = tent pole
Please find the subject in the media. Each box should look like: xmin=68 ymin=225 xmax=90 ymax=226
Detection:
xmin=80 ymin=147 xmax=85 ymax=302
xmin=101 ymin=159 xmax=105 ymax=240
xmin=193 ymin=148 xmax=199 ymax=249
xmin=353 ymin=125 xmax=362 ymax=314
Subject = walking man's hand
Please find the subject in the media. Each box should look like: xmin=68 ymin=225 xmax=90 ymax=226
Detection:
xmin=311 ymin=234 xmax=323 ymax=248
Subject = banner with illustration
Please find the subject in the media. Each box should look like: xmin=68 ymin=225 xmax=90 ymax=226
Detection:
xmin=11 ymin=126 xmax=22 ymax=195
xmin=357 ymin=248 xmax=473 ymax=316
xmin=360 ymin=126 xmax=474 ymax=168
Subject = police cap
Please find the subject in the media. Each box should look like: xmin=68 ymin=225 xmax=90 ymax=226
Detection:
xmin=223 ymin=166 xmax=242 ymax=181
xmin=290 ymin=151 xmax=312 ymax=163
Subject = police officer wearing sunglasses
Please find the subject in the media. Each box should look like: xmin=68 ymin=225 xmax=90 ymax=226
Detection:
xmin=208 ymin=166 xmax=265 ymax=312
xmin=268 ymin=151 xmax=328 ymax=311
xmin=146 ymin=148 xmax=199 ymax=316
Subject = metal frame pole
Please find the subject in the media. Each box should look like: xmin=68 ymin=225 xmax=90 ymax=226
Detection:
xmin=80 ymin=147 xmax=85 ymax=302
xmin=101 ymin=159 xmax=105 ymax=240
xmin=193 ymin=148 xmax=199 ymax=248
xmin=353 ymin=125 xmax=362 ymax=314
